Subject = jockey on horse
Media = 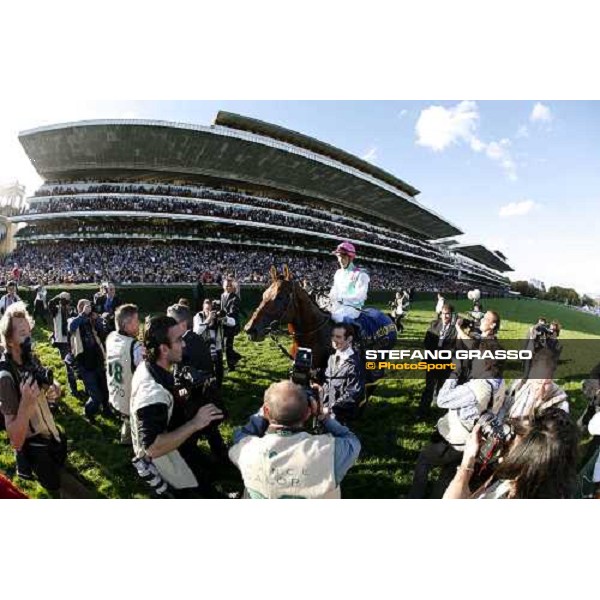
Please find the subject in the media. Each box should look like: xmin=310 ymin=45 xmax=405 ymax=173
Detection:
xmin=328 ymin=241 xmax=395 ymax=353
xmin=329 ymin=241 xmax=370 ymax=324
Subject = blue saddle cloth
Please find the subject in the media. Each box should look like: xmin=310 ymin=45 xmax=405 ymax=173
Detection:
xmin=352 ymin=308 xmax=397 ymax=350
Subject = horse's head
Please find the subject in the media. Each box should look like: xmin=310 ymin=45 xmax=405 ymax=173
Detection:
xmin=245 ymin=265 xmax=296 ymax=342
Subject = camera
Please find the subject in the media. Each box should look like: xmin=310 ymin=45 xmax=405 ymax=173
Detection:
xmin=455 ymin=315 xmax=476 ymax=331
xmin=209 ymin=299 xmax=227 ymax=320
xmin=19 ymin=363 xmax=54 ymax=388
xmin=535 ymin=323 xmax=552 ymax=338
xmin=290 ymin=347 xmax=312 ymax=389
xmin=477 ymin=411 xmax=514 ymax=467
xmin=174 ymin=365 xmax=216 ymax=393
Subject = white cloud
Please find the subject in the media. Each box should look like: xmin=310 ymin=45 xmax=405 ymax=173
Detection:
xmin=530 ymin=102 xmax=552 ymax=123
xmin=415 ymin=100 xmax=517 ymax=180
xmin=515 ymin=124 xmax=529 ymax=138
xmin=361 ymin=147 xmax=378 ymax=163
xmin=415 ymin=100 xmax=479 ymax=151
xmin=485 ymin=138 xmax=517 ymax=181
xmin=398 ymin=109 xmax=408 ymax=119
xmin=498 ymin=199 xmax=539 ymax=217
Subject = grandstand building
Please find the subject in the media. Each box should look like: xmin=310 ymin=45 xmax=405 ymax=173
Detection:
xmin=9 ymin=112 xmax=512 ymax=290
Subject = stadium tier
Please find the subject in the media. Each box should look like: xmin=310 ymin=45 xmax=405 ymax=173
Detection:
xmin=5 ymin=113 xmax=511 ymax=291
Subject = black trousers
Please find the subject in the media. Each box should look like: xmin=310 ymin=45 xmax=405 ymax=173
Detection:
xmin=224 ymin=331 xmax=241 ymax=368
xmin=408 ymin=435 xmax=463 ymax=499
xmin=419 ymin=366 xmax=452 ymax=412
xmin=33 ymin=300 xmax=48 ymax=323
xmin=21 ymin=434 xmax=67 ymax=494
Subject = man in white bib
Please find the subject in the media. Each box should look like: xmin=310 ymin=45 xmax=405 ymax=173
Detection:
xmin=106 ymin=304 xmax=143 ymax=444
xmin=229 ymin=380 xmax=361 ymax=498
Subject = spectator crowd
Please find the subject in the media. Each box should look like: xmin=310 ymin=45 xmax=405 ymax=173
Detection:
xmin=1 ymin=239 xmax=503 ymax=296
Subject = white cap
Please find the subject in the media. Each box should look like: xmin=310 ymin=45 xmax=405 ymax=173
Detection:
xmin=59 ymin=292 xmax=71 ymax=300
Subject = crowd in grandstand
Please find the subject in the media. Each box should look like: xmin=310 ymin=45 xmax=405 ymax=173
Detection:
xmin=1 ymin=240 xmax=497 ymax=293
xmin=28 ymin=194 xmax=443 ymax=261
xmin=31 ymin=181 xmax=446 ymax=260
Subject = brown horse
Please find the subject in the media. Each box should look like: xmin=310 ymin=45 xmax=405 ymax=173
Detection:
xmin=245 ymin=265 xmax=332 ymax=369
xmin=245 ymin=266 xmax=397 ymax=382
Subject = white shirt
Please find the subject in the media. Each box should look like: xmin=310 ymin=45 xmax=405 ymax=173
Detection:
xmin=435 ymin=297 xmax=445 ymax=314
xmin=333 ymin=346 xmax=355 ymax=365
xmin=329 ymin=263 xmax=369 ymax=322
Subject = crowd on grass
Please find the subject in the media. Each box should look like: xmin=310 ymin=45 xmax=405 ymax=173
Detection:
xmin=0 ymin=279 xmax=598 ymax=500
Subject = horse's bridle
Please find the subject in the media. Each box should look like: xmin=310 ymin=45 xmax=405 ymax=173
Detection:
xmin=264 ymin=280 xmax=330 ymax=345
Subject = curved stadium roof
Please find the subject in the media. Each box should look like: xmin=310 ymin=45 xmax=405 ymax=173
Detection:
xmin=18 ymin=113 xmax=462 ymax=240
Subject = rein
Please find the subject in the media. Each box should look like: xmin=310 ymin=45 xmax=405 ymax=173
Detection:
xmin=264 ymin=281 xmax=329 ymax=360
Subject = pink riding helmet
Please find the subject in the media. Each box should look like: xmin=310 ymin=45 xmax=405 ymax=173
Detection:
xmin=332 ymin=241 xmax=356 ymax=259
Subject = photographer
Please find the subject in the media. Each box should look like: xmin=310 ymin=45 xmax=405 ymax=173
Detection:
xmin=469 ymin=301 xmax=484 ymax=328
xmin=443 ymin=408 xmax=579 ymax=499
xmin=313 ymin=323 xmax=365 ymax=425
xmin=48 ymin=291 xmax=80 ymax=399
xmin=417 ymin=303 xmax=457 ymax=419
xmin=93 ymin=282 xmax=122 ymax=342
xmin=453 ymin=309 xmax=501 ymax=380
xmin=68 ymin=299 xmax=110 ymax=422
xmin=193 ymin=298 xmax=233 ymax=387
xmin=0 ymin=281 xmax=21 ymax=317
xmin=167 ymin=303 xmax=228 ymax=462
xmin=455 ymin=309 xmax=500 ymax=344
xmin=32 ymin=283 xmax=48 ymax=324
xmin=130 ymin=315 xmax=224 ymax=498
xmin=408 ymin=341 xmax=505 ymax=498
xmin=506 ymin=348 xmax=569 ymax=420
xmin=229 ymin=380 xmax=361 ymax=498
xmin=106 ymin=304 xmax=143 ymax=445
xmin=389 ymin=291 xmax=408 ymax=334
xmin=221 ymin=278 xmax=242 ymax=371
xmin=93 ymin=282 xmax=122 ymax=316
xmin=0 ymin=303 xmax=66 ymax=496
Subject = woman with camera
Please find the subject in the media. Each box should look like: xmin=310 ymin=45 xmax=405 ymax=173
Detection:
xmin=443 ymin=407 xmax=579 ymax=499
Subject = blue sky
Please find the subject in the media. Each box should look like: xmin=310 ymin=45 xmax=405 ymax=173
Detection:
xmin=1 ymin=100 xmax=599 ymax=295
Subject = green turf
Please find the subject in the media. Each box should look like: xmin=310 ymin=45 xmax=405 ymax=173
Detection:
xmin=1 ymin=296 xmax=598 ymax=498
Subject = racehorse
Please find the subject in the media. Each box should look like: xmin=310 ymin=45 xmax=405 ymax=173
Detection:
xmin=245 ymin=265 xmax=397 ymax=381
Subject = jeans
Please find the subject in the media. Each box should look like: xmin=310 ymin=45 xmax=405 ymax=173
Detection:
xmin=77 ymin=363 xmax=109 ymax=418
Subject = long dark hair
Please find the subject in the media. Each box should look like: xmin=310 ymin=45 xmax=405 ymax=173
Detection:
xmin=494 ymin=408 xmax=579 ymax=499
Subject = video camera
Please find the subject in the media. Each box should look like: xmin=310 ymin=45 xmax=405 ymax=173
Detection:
xmin=477 ymin=411 xmax=514 ymax=469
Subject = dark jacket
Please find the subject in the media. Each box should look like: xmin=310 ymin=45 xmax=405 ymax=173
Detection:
xmin=423 ymin=319 xmax=457 ymax=353
xmin=321 ymin=349 xmax=365 ymax=422
xmin=93 ymin=293 xmax=122 ymax=315
xmin=220 ymin=292 xmax=241 ymax=334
